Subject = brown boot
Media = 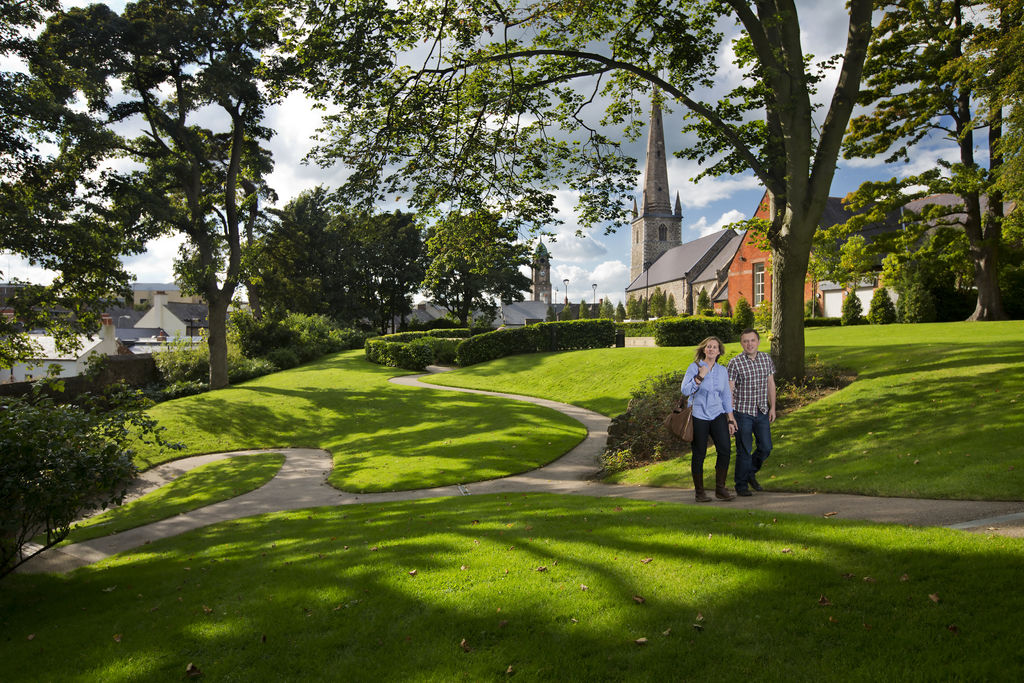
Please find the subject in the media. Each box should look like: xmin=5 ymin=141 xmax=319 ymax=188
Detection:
xmin=693 ymin=471 xmax=711 ymax=503
xmin=715 ymin=469 xmax=735 ymax=501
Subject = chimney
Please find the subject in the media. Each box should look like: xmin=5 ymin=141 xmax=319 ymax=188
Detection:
xmin=99 ymin=314 xmax=117 ymax=354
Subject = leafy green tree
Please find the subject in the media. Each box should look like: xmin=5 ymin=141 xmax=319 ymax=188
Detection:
xmin=649 ymin=287 xmax=666 ymax=318
xmin=1 ymin=0 xmax=156 ymax=369
xmin=696 ymin=289 xmax=713 ymax=316
xmin=841 ymin=292 xmax=864 ymax=326
xmin=867 ymin=287 xmax=897 ymax=325
xmin=666 ymin=293 xmax=678 ymax=317
xmin=294 ymin=0 xmax=875 ymax=379
xmin=600 ymin=298 xmax=615 ymax=319
xmin=545 ymin=304 xmax=557 ymax=322
xmin=577 ymin=300 xmax=589 ymax=319
xmin=422 ymin=211 xmax=530 ymax=326
xmin=36 ymin=0 xmax=289 ymax=389
xmin=733 ymin=297 xmax=755 ymax=332
xmin=615 ymin=301 xmax=626 ymax=322
xmin=351 ymin=210 xmax=425 ymax=334
xmin=843 ymin=0 xmax=1007 ymax=320
xmin=626 ymin=296 xmax=643 ymax=320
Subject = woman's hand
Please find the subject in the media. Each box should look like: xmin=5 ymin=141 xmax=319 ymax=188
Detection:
xmin=728 ymin=417 xmax=737 ymax=435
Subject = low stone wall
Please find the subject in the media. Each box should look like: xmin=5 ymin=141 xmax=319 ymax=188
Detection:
xmin=0 ymin=354 xmax=158 ymax=402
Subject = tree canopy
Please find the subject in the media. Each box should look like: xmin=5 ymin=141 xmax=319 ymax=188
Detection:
xmin=289 ymin=0 xmax=874 ymax=378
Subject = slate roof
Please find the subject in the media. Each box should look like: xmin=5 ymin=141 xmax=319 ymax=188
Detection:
xmin=691 ymin=231 xmax=745 ymax=284
xmin=626 ymin=229 xmax=738 ymax=292
xmin=499 ymin=301 xmax=554 ymax=326
xmin=165 ymin=302 xmax=209 ymax=326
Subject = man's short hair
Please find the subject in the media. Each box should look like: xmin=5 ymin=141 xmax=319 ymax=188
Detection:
xmin=740 ymin=328 xmax=759 ymax=339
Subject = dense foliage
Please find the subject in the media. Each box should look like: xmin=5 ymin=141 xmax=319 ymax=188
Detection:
xmin=455 ymin=320 xmax=615 ymax=366
xmin=0 ymin=384 xmax=175 ymax=577
xmin=867 ymin=288 xmax=898 ymax=325
xmin=841 ymin=292 xmax=865 ymax=326
xmin=652 ymin=316 xmax=738 ymax=347
xmin=732 ymin=297 xmax=755 ymax=332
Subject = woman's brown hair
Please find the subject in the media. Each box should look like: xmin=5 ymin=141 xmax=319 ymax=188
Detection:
xmin=693 ymin=336 xmax=726 ymax=363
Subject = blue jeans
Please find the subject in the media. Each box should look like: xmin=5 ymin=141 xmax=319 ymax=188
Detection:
xmin=734 ymin=411 xmax=772 ymax=489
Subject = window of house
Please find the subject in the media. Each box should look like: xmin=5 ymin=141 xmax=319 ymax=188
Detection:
xmin=658 ymin=224 xmax=667 ymax=241
xmin=753 ymin=263 xmax=765 ymax=305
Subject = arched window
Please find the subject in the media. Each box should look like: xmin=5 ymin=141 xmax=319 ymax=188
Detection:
xmin=658 ymin=224 xmax=667 ymax=241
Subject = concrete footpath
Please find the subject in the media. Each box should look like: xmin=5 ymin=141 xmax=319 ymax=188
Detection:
xmin=18 ymin=369 xmax=1024 ymax=574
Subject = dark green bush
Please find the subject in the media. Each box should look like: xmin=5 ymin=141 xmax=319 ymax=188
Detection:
xmin=732 ymin=297 xmax=755 ymax=331
xmin=365 ymin=338 xmax=435 ymax=370
xmin=227 ymin=356 xmax=278 ymax=384
xmin=153 ymin=335 xmax=209 ymax=384
xmin=841 ymin=292 xmax=865 ymax=326
xmin=0 ymin=385 xmax=174 ymax=578
xmin=602 ymin=371 xmax=686 ymax=474
xmin=231 ymin=311 xmax=370 ymax=362
xmin=653 ymin=316 xmax=737 ymax=347
xmin=867 ymin=288 xmax=897 ymax=325
xmin=804 ymin=317 xmax=842 ymax=327
xmin=616 ymin=320 xmax=661 ymax=337
xmin=264 ymin=347 xmax=300 ymax=370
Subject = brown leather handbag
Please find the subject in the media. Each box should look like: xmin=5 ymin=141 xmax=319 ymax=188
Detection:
xmin=663 ymin=395 xmax=694 ymax=442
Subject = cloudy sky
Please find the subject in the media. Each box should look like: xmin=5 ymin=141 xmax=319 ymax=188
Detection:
xmin=3 ymin=2 xmax=964 ymax=306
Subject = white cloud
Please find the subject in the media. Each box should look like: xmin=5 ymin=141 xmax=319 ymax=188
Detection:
xmin=123 ymin=233 xmax=186 ymax=284
xmin=550 ymin=260 xmax=629 ymax=304
xmin=665 ymin=159 xmax=763 ymax=209
xmin=687 ymin=209 xmax=747 ymax=237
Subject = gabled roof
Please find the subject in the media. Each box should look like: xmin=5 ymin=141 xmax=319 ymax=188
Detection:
xmin=626 ymin=228 xmax=738 ymax=292
xmin=133 ymin=282 xmax=180 ymax=291
xmin=499 ymin=300 xmax=554 ymax=326
xmin=691 ymin=231 xmax=745 ymax=284
xmin=165 ymin=302 xmax=209 ymax=326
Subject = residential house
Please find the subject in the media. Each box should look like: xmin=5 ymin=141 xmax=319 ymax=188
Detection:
xmin=6 ymin=314 xmax=126 ymax=382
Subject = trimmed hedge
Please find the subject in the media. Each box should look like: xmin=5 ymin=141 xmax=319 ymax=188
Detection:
xmin=804 ymin=317 xmax=842 ymax=327
xmin=364 ymin=338 xmax=435 ymax=371
xmin=382 ymin=329 xmax=473 ymax=343
xmin=616 ymin=320 xmax=662 ymax=337
xmin=652 ymin=316 xmax=738 ymax=347
xmin=455 ymin=319 xmax=616 ymax=366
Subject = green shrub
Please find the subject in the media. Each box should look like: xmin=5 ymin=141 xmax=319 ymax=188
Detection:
xmin=897 ymin=281 xmax=937 ymax=323
xmin=227 ymin=356 xmax=278 ymax=384
xmin=264 ymin=347 xmax=300 ymax=370
xmin=231 ymin=311 xmax=370 ymax=362
xmin=616 ymin=320 xmax=661 ymax=337
xmin=841 ymin=292 xmax=865 ymax=326
xmin=696 ymin=289 xmax=713 ymax=316
xmin=803 ymin=317 xmax=842 ymax=327
xmin=0 ymin=385 xmax=173 ymax=578
xmin=602 ymin=371 xmax=686 ymax=473
xmin=455 ymin=320 xmax=614 ymax=366
xmin=653 ymin=316 xmax=737 ymax=347
xmin=867 ymin=288 xmax=897 ymax=325
xmin=1001 ymin=262 xmax=1024 ymax=319
xmin=153 ymin=335 xmax=209 ymax=384
xmin=732 ymin=297 xmax=755 ymax=331
xmin=753 ymin=299 xmax=772 ymax=332
xmin=364 ymin=338 xmax=435 ymax=371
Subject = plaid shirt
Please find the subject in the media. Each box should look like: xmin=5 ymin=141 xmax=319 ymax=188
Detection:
xmin=728 ymin=351 xmax=775 ymax=415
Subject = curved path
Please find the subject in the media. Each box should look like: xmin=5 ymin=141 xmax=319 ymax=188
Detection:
xmin=19 ymin=368 xmax=1024 ymax=574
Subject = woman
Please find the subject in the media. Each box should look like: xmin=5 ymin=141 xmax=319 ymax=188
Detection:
xmin=681 ymin=336 xmax=737 ymax=502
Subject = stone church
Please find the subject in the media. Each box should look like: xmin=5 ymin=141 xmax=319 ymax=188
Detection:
xmin=624 ymin=102 xmax=743 ymax=314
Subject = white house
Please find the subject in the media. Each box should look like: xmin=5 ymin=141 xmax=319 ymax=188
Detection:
xmin=6 ymin=315 xmax=123 ymax=382
xmin=135 ymin=291 xmax=208 ymax=338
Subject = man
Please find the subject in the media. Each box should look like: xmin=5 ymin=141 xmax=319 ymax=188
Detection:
xmin=727 ymin=328 xmax=776 ymax=496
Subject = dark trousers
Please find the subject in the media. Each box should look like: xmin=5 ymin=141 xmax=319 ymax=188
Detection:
xmin=691 ymin=413 xmax=731 ymax=476
xmin=734 ymin=410 xmax=773 ymax=489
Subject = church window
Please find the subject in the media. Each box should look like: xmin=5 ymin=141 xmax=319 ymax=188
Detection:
xmin=753 ymin=263 xmax=766 ymax=305
xmin=658 ymin=224 xmax=667 ymax=241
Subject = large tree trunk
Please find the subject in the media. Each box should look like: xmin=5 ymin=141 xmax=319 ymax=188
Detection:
xmin=207 ymin=293 xmax=231 ymax=390
xmin=967 ymin=233 xmax=1005 ymax=321
xmin=770 ymin=238 xmax=811 ymax=382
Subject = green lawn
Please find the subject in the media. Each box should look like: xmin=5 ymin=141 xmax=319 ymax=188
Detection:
xmin=427 ymin=322 xmax=1024 ymax=500
xmin=4 ymin=494 xmax=1022 ymax=681
xmin=137 ymin=350 xmax=586 ymax=493
xmin=422 ymin=347 xmax=707 ymax=416
xmin=58 ymin=453 xmax=286 ymax=546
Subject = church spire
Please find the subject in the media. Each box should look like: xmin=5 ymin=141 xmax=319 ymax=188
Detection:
xmin=640 ymin=100 xmax=672 ymax=215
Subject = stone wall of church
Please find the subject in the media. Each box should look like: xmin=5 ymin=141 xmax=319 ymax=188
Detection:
xmin=630 ymin=214 xmax=682 ymax=282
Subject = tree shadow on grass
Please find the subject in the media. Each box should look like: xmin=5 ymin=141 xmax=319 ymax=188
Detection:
xmin=5 ymin=494 xmax=1024 ymax=681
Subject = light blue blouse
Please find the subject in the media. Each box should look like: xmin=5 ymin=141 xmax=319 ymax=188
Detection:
xmin=681 ymin=360 xmax=734 ymax=421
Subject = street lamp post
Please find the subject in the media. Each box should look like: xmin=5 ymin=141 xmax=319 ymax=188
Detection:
xmin=592 ymin=283 xmax=598 ymax=310
xmin=643 ymin=261 xmax=652 ymax=319
xmin=562 ymin=278 xmax=569 ymax=320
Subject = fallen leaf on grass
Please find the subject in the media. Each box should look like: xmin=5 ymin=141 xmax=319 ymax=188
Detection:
xmin=863 ymin=577 xmax=876 ymax=583
xmin=632 ymin=595 xmax=645 ymax=604
xmin=781 ymin=548 xmax=792 ymax=554
xmin=842 ymin=573 xmax=855 ymax=580
xmin=408 ymin=569 xmax=418 ymax=576
xmin=202 ymin=605 xmax=213 ymax=614
xmin=634 ymin=637 xmax=648 ymax=646
xmin=640 ymin=557 xmax=653 ymax=564
xmin=614 ymin=506 xmax=623 ymax=512
xmin=460 ymin=565 xmax=468 ymax=571
xmin=823 ymin=511 xmax=838 ymax=518
xmin=900 ymin=574 xmax=910 ymax=582
xmin=499 ymin=620 xmax=508 ymax=628
xmin=580 ymin=584 xmax=588 ymax=591
xmin=818 ymin=595 xmax=832 ymax=606
xmin=459 ymin=638 xmax=471 ymax=653
xmin=370 ymin=547 xmax=378 ymax=552
xmin=536 ymin=566 xmax=547 ymax=572
xmin=102 ymin=586 xmax=117 ymax=592
xmin=947 ymin=624 xmax=959 ymax=634
xmin=824 ymin=475 xmax=833 ymax=480
xmin=27 ymin=634 xmax=35 ymax=641
xmin=863 ymin=624 xmax=872 ymax=630
xmin=506 ymin=665 xmax=514 ymax=675
xmin=828 ymin=616 xmax=838 ymax=623
xmin=113 ymin=634 xmax=122 ymax=643
xmin=929 ymin=593 xmax=940 ymax=603
xmin=662 ymin=628 xmax=671 ymax=636
xmin=185 ymin=662 xmax=203 ymax=678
